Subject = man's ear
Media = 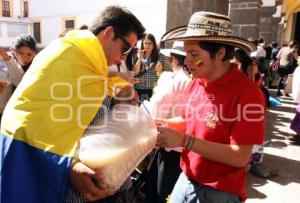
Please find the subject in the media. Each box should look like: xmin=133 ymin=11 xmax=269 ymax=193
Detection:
xmin=103 ymin=26 xmax=114 ymax=40
xmin=217 ymin=47 xmax=226 ymax=61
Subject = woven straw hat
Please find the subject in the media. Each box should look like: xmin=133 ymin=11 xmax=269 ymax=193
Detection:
xmin=161 ymin=11 xmax=255 ymax=52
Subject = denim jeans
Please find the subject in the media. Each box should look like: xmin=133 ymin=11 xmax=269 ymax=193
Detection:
xmin=170 ymin=172 xmax=243 ymax=203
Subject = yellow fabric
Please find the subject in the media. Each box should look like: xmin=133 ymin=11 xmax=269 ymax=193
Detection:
xmin=1 ymin=30 xmax=114 ymax=156
xmin=107 ymin=76 xmax=129 ymax=97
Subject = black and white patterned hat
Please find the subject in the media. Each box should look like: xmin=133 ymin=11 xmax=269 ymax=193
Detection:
xmin=161 ymin=11 xmax=255 ymax=52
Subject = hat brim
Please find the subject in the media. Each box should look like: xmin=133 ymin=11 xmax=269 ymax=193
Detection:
xmin=160 ymin=48 xmax=186 ymax=57
xmin=161 ymin=26 xmax=256 ymax=52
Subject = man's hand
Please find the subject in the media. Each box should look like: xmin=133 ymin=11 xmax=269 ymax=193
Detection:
xmin=113 ymin=85 xmax=139 ymax=105
xmin=155 ymin=117 xmax=186 ymax=132
xmin=0 ymin=47 xmax=10 ymax=60
xmin=156 ymin=126 xmax=184 ymax=148
xmin=0 ymin=80 xmax=8 ymax=92
xmin=69 ymin=161 xmax=114 ymax=201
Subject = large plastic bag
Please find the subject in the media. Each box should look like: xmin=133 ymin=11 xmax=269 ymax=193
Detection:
xmin=76 ymin=104 xmax=157 ymax=192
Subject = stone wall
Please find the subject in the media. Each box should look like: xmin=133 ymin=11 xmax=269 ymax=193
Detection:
xmin=165 ymin=0 xmax=285 ymax=44
xmin=260 ymin=6 xmax=277 ymax=43
xmin=229 ymin=0 xmax=262 ymax=39
xmin=166 ymin=0 xmax=229 ymax=31
xmin=260 ymin=0 xmax=283 ymax=43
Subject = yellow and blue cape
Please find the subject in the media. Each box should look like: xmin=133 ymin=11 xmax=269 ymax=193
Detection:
xmin=0 ymin=30 xmax=126 ymax=202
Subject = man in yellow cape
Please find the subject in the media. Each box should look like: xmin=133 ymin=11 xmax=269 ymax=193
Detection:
xmin=0 ymin=6 xmax=145 ymax=203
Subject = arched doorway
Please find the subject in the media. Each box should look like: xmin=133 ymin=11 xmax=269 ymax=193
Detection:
xmin=283 ymin=0 xmax=300 ymax=43
xmin=294 ymin=12 xmax=300 ymax=42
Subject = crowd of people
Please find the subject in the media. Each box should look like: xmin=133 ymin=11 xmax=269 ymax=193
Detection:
xmin=0 ymin=5 xmax=299 ymax=203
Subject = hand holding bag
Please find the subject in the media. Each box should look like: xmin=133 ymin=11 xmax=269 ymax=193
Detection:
xmin=76 ymin=104 xmax=157 ymax=192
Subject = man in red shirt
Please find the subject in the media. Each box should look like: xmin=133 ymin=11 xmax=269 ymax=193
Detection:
xmin=156 ymin=11 xmax=265 ymax=202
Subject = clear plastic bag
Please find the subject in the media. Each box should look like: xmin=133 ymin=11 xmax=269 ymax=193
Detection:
xmin=76 ymin=104 xmax=157 ymax=192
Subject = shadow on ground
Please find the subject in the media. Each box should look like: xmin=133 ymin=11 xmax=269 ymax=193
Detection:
xmin=247 ymin=90 xmax=299 ymax=201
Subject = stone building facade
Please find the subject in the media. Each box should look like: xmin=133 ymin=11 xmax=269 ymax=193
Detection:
xmin=166 ymin=0 xmax=229 ymax=31
xmin=166 ymin=0 xmax=300 ymax=45
xmin=229 ymin=0 xmax=262 ymax=40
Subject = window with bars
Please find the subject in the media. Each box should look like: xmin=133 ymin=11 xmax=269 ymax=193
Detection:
xmin=33 ymin=22 xmax=41 ymax=43
xmin=2 ymin=0 xmax=11 ymax=17
xmin=24 ymin=1 xmax=29 ymax=17
xmin=65 ymin=20 xmax=75 ymax=29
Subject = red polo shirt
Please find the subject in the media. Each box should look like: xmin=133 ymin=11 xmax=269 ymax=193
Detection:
xmin=181 ymin=65 xmax=265 ymax=201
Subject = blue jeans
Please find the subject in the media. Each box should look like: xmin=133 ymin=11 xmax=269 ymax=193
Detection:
xmin=170 ymin=172 xmax=242 ymax=203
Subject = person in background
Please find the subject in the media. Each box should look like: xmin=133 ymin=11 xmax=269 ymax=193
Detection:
xmin=231 ymin=48 xmax=271 ymax=178
xmin=160 ymin=41 xmax=190 ymax=78
xmin=276 ymin=41 xmax=298 ymax=97
xmin=0 ymin=61 xmax=10 ymax=120
xmin=156 ymin=11 xmax=265 ymax=202
xmin=59 ymin=28 xmax=74 ymax=37
xmin=270 ymin=41 xmax=280 ymax=87
xmin=262 ymin=43 xmax=272 ymax=88
xmin=79 ymin=24 xmax=89 ymax=30
xmin=289 ymin=49 xmax=300 ymax=144
xmin=271 ymin=42 xmax=280 ymax=63
xmin=0 ymin=6 xmax=145 ymax=203
xmin=0 ymin=34 xmax=37 ymax=120
xmin=0 ymin=61 xmax=11 ymax=120
xmin=231 ymin=48 xmax=270 ymax=107
xmin=60 ymin=25 xmax=88 ymax=38
xmin=249 ymin=38 xmax=267 ymax=74
xmin=144 ymin=41 xmax=190 ymax=203
xmin=0 ymin=34 xmax=36 ymax=83
xmin=249 ymin=37 xmax=266 ymax=59
xmin=231 ymin=48 xmax=261 ymax=84
xmin=133 ymin=33 xmax=162 ymax=101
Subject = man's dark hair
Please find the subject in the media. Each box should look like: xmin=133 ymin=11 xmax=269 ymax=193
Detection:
xmin=171 ymin=53 xmax=185 ymax=66
xmin=12 ymin=34 xmax=37 ymax=52
xmin=58 ymin=28 xmax=73 ymax=38
xmin=79 ymin=24 xmax=88 ymax=30
xmin=271 ymin=41 xmax=278 ymax=48
xmin=89 ymin=6 xmax=145 ymax=40
xmin=198 ymin=42 xmax=234 ymax=62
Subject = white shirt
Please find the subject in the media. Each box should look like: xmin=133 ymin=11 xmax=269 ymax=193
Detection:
xmin=277 ymin=47 xmax=295 ymax=66
xmin=250 ymin=45 xmax=266 ymax=58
